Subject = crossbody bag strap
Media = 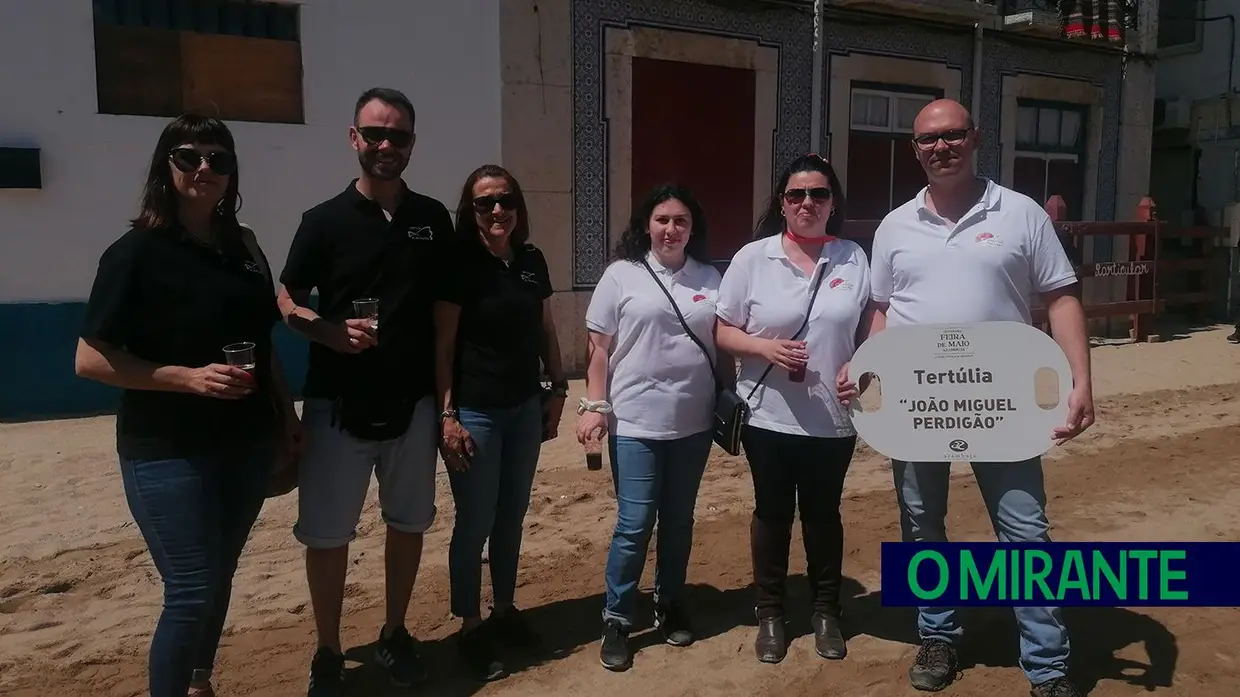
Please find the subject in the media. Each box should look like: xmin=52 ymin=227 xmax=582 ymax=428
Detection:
xmin=639 ymin=259 xmax=717 ymax=376
xmin=744 ymin=263 xmax=828 ymax=399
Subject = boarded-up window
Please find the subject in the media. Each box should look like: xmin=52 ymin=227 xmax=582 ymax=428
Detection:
xmin=93 ymin=0 xmax=303 ymax=124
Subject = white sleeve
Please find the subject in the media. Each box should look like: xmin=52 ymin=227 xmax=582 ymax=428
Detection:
xmin=855 ymin=244 xmax=872 ymax=311
xmin=869 ymin=223 xmax=893 ymax=303
xmin=715 ymin=252 xmax=751 ymax=328
xmin=584 ymin=265 xmax=621 ymax=335
xmin=1029 ymin=215 xmax=1078 ymax=293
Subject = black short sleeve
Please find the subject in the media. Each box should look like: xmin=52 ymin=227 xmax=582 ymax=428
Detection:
xmin=81 ymin=231 xmax=144 ymax=346
xmin=278 ymin=211 xmax=325 ymax=291
xmin=527 ymin=245 xmax=554 ymax=300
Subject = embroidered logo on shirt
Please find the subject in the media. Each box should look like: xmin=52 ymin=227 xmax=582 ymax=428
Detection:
xmin=974 ymin=232 xmax=1002 ymax=247
xmin=520 ymin=270 xmax=538 ymax=285
xmin=692 ymin=294 xmax=707 ymax=303
xmin=243 ymin=261 xmax=262 ymax=274
xmin=828 ymin=277 xmax=852 ymax=291
xmin=407 ymin=226 xmax=433 ymax=240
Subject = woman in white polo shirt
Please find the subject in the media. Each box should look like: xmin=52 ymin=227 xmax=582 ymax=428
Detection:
xmin=576 ymin=183 xmax=730 ymax=672
xmin=715 ymin=154 xmax=872 ymax=664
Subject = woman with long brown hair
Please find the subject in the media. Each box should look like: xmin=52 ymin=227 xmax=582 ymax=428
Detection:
xmin=434 ymin=164 xmax=567 ymax=681
xmin=75 ymin=114 xmax=300 ymax=697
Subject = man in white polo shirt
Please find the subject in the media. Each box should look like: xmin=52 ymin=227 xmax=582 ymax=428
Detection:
xmin=862 ymin=99 xmax=1094 ymax=697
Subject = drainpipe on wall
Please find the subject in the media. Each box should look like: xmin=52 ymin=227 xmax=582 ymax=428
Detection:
xmin=971 ymin=19 xmax=984 ymax=171
xmin=811 ymin=0 xmax=824 ymax=153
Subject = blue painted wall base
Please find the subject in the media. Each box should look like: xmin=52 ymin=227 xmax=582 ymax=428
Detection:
xmin=0 ymin=302 xmax=310 ymax=421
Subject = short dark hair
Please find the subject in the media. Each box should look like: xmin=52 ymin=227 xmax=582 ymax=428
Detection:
xmin=353 ymin=87 xmax=416 ymax=127
xmin=132 ymin=113 xmax=241 ymax=232
xmin=752 ymin=154 xmax=846 ymax=240
xmin=455 ymin=164 xmax=532 ymax=247
xmin=614 ymin=183 xmax=710 ymax=263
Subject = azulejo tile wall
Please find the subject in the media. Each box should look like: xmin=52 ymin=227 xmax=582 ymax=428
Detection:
xmin=821 ymin=19 xmax=976 ymax=150
xmin=570 ymin=0 xmax=813 ymax=287
xmin=980 ymin=35 xmax=1123 ymax=221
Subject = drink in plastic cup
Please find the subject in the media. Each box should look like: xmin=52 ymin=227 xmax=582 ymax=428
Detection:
xmin=584 ymin=433 xmax=603 ymax=471
xmin=789 ymin=342 xmax=807 ymax=383
xmin=353 ymin=297 xmax=379 ymax=331
xmin=222 ymin=342 xmax=257 ymax=378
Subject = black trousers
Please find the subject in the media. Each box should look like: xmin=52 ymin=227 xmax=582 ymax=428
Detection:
xmin=741 ymin=425 xmax=855 ymax=619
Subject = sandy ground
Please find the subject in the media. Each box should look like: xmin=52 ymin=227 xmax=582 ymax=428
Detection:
xmin=2 ymin=325 xmax=1239 ymax=696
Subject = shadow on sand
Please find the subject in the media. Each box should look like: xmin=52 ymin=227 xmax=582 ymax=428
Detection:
xmin=337 ymin=576 xmax=1177 ymax=696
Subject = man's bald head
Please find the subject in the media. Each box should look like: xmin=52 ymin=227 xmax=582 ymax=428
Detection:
xmin=913 ymin=99 xmax=975 ymax=134
xmin=910 ymin=98 xmax=978 ymax=181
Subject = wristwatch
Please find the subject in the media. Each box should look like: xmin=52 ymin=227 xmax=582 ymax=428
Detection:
xmin=440 ymin=407 xmax=459 ymax=421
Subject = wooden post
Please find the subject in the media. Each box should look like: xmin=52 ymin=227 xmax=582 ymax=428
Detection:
xmin=1131 ymin=196 xmax=1158 ymax=341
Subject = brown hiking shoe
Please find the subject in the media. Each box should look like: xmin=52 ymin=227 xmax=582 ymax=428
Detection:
xmin=908 ymin=639 xmax=958 ymax=691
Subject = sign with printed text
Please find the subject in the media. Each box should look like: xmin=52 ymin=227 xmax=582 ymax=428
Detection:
xmin=846 ymin=321 xmax=1072 ymax=462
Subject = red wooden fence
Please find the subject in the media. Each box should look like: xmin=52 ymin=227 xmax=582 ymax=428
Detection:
xmin=839 ymin=195 xmax=1226 ymax=340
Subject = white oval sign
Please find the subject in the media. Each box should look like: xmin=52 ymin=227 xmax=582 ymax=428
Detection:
xmin=846 ymin=321 xmax=1072 ymax=462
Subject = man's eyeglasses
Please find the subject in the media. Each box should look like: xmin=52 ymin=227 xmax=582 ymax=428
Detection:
xmin=783 ymin=187 xmax=832 ymax=205
xmin=473 ymin=192 xmax=519 ymax=213
xmin=169 ymin=148 xmax=236 ymax=175
xmin=356 ymin=126 xmax=414 ymax=149
xmin=912 ymin=128 xmax=970 ymax=149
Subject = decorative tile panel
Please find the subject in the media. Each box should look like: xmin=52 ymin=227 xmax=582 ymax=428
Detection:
xmin=571 ymin=0 xmax=813 ymax=287
xmin=821 ymin=19 xmax=976 ymax=149
xmin=979 ymin=35 xmax=1124 ymax=220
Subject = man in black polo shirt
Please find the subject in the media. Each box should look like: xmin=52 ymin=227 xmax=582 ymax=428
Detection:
xmin=276 ymin=87 xmax=454 ymax=696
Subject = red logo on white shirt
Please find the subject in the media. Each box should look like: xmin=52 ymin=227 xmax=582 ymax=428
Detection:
xmin=828 ymin=277 xmax=852 ymax=291
xmin=974 ymin=232 xmax=1002 ymax=247
xmin=692 ymin=294 xmax=707 ymax=302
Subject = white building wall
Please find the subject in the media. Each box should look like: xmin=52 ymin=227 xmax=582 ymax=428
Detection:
xmin=0 ymin=0 xmax=502 ymax=305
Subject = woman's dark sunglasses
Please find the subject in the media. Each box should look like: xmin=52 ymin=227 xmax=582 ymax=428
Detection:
xmin=169 ymin=148 xmax=236 ymax=175
xmin=783 ymin=187 xmax=832 ymax=204
xmin=473 ymin=193 xmax=519 ymax=214
xmin=357 ymin=126 xmax=414 ymax=149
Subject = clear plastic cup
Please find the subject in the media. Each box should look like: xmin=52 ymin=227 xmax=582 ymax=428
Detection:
xmin=584 ymin=434 xmax=603 ymax=470
xmin=353 ymin=297 xmax=379 ymax=331
xmin=222 ymin=341 xmax=256 ymax=377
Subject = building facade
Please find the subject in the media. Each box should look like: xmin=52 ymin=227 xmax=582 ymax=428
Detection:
xmin=0 ymin=0 xmax=1158 ymax=418
xmin=1152 ymin=0 xmax=1234 ymax=225
xmin=0 ymin=0 xmax=503 ymax=418
xmin=532 ymin=0 xmax=1158 ymax=375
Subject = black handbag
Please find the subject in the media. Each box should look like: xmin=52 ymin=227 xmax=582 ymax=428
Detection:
xmin=640 ymin=259 xmax=826 ymax=456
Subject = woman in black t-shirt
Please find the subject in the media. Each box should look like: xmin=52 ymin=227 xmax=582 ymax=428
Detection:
xmin=434 ymin=164 xmax=568 ymax=681
xmin=75 ymin=114 xmax=301 ymax=697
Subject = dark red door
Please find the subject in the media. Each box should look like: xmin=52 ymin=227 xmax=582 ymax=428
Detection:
xmin=631 ymin=57 xmax=756 ymax=261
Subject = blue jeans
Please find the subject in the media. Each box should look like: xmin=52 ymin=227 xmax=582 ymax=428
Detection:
xmin=602 ymin=430 xmax=713 ymax=627
xmin=120 ymin=440 xmax=273 ymax=697
xmin=448 ymin=396 xmax=543 ymax=618
xmin=893 ymin=458 xmax=1069 ymax=684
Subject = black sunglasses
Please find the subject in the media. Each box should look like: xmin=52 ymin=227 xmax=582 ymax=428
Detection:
xmin=783 ymin=187 xmax=832 ymax=205
xmin=169 ymin=148 xmax=236 ymax=175
xmin=913 ymin=128 xmax=970 ymax=148
xmin=356 ymin=126 xmax=414 ymax=149
xmin=472 ymin=193 xmax=519 ymax=214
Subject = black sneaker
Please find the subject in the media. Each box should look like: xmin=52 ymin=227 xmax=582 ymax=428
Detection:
xmin=599 ymin=618 xmax=632 ymax=671
xmin=1228 ymin=330 xmax=1240 ymax=344
xmin=458 ymin=624 xmax=505 ymax=682
xmin=374 ymin=625 xmax=428 ymax=687
xmin=653 ymin=604 xmax=694 ymax=647
xmin=306 ymin=647 xmax=345 ymax=697
xmin=490 ymin=605 xmax=544 ymax=654
xmin=908 ymin=638 xmax=958 ymax=692
xmin=1031 ymin=676 xmax=1082 ymax=697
